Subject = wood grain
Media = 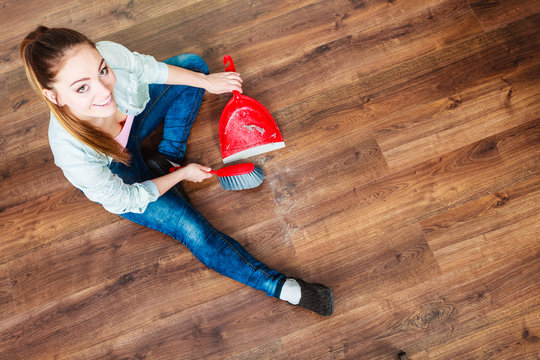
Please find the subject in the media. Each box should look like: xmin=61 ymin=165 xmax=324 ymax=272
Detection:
xmin=0 ymin=264 xmax=16 ymax=321
xmin=421 ymin=176 xmax=540 ymax=273
xmin=468 ymin=0 xmax=540 ymax=31
xmin=289 ymin=120 xmax=539 ymax=259
xmin=373 ymin=63 xmax=540 ymax=170
xmin=282 ymin=251 xmax=539 ymax=359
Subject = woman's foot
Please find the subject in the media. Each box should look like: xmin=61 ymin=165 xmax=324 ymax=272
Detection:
xmin=280 ymin=278 xmax=334 ymax=316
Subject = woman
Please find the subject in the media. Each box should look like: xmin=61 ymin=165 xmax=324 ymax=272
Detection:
xmin=20 ymin=26 xmax=333 ymax=316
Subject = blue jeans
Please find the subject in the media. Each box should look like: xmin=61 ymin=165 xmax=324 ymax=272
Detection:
xmin=109 ymin=54 xmax=286 ymax=298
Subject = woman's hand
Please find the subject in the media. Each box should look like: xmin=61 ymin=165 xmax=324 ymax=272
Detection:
xmin=152 ymin=163 xmax=212 ymax=196
xmin=203 ymin=72 xmax=243 ymax=94
xmin=175 ymin=163 xmax=213 ymax=183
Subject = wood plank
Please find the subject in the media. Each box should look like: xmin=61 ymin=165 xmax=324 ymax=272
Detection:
xmin=0 ymin=71 xmax=61 ymax=210
xmin=421 ymin=173 xmax=540 ymax=248
xmin=62 ymin=293 xmax=296 ymax=360
xmin=0 ymin=253 xmax=246 ymax=359
xmin=290 ymin=120 xmax=539 ymax=259
xmin=427 ymin=311 xmax=540 ymax=359
xmin=0 ymin=0 xmax=209 ymax=74
xmin=305 ymin=223 xmax=442 ymax=312
xmin=0 ymin=73 xmax=10 ymax=117
xmin=225 ymin=339 xmax=288 ymax=360
xmin=373 ymin=63 xmax=540 ymax=170
xmin=182 ymin=180 xmax=287 ymax=238
xmin=71 ymin=283 xmax=346 ymax=360
xmin=0 ymin=188 xmax=119 ymax=265
xmin=432 ymin=215 xmax=538 ymax=277
xmin=7 ymin=220 xmax=176 ymax=313
xmin=421 ymin=176 xmax=540 ymax=273
xmin=388 ymin=257 xmax=540 ymax=359
xmin=467 ymin=0 xmax=540 ymax=31
xmin=263 ymin=9 xmax=533 ymax=123
xmin=282 ymin=250 xmax=540 ymax=359
xmin=0 ymin=263 xmax=16 ymax=321
xmin=0 ymin=146 xmax=62 ymax=212
xmin=0 ymin=106 xmax=50 ymax=158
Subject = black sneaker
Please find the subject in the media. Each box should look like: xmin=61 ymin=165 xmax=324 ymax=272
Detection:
xmin=145 ymin=153 xmax=190 ymax=203
xmin=293 ymin=278 xmax=334 ymax=316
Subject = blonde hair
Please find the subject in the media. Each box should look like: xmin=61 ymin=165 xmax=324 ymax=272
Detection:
xmin=20 ymin=25 xmax=130 ymax=165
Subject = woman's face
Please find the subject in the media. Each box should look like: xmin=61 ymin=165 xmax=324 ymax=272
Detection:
xmin=46 ymin=44 xmax=118 ymax=120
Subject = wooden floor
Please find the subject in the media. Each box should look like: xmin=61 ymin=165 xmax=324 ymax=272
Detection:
xmin=1 ymin=1 xmax=539 ymax=359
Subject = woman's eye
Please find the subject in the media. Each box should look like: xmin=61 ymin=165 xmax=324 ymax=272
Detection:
xmin=77 ymin=85 xmax=89 ymax=93
xmin=100 ymin=66 xmax=109 ymax=77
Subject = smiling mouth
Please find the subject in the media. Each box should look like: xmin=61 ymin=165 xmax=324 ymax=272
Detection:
xmin=93 ymin=95 xmax=112 ymax=107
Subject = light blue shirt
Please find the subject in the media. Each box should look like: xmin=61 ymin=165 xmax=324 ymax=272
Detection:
xmin=48 ymin=41 xmax=169 ymax=214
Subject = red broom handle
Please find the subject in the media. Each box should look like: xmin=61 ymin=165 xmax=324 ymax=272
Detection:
xmin=169 ymin=163 xmax=255 ymax=177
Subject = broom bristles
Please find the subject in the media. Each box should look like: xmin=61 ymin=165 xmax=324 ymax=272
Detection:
xmin=218 ymin=166 xmax=264 ymax=190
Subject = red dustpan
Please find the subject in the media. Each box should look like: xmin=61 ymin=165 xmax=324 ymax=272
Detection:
xmin=219 ymin=55 xmax=285 ymax=164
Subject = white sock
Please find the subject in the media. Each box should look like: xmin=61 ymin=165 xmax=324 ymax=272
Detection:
xmin=279 ymin=278 xmax=301 ymax=305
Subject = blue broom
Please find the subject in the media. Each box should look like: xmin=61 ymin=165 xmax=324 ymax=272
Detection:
xmin=169 ymin=163 xmax=264 ymax=191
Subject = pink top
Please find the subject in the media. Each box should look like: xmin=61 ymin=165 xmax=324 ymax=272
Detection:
xmin=113 ymin=115 xmax=135 ymax=148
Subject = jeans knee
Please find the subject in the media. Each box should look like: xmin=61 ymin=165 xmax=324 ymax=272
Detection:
xmin=180 ymin=217 xmax=211 ymax=247
xmin=191 ymin=54 xmax=209 ymax=75
xmin=165 ymin=53 xmax=209 ymax=75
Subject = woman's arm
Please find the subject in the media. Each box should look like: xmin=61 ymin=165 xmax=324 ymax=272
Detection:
xmin=165 ymin=64 xmax=243 ymax=94
xmin=96 ymin=42 xmax=241 ymax=93
xmin=151 ymin=163 xmax=213 ymax=196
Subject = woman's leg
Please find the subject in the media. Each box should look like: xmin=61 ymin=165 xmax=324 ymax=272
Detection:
xmin=114 ymin=171 xmax=286 ymax=298
xmin=133 ymin=54 xmax=208 ymax=163
xmin=110 ymin=156 xmax=333 ymax=314
xmin=127 ymin=193 xmax=286 ymax=297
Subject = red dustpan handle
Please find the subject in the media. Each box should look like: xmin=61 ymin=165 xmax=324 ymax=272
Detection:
xmin=223 ymin=55 xmax=236 ymax=72
xmin=224 ymin=55 xmax=240 ymax=99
